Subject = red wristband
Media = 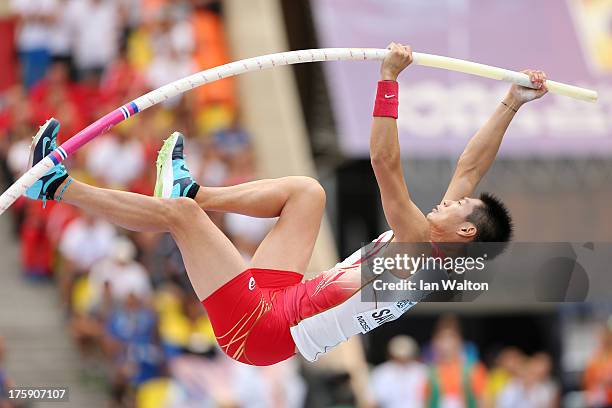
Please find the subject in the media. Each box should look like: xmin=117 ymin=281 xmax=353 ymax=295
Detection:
xmin=373 ymin=80 xmax=399 ymax=119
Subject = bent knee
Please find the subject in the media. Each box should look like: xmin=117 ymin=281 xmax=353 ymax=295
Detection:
xmin=289 ymin=176 xmax=326 ymax=208
xmin=163 ymin=197 xmax=204 ymax=226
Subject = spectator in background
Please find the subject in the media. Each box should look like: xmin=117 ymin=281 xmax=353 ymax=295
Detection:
xmin=104 ymin=290 xmax=162 ymax=407
xmin=214 ymin=118 xmax=251 ymax=155
xmin=85 ymin=128 xmax=145 ymax=189
xmin=369 ymin=335 xmax=428 ymax=408
xmin=117 ymin=0 xmax=142 ymax=45
xmin=20 ymin=201 xmax=55 ymax=279
xmin=100 ymin=47 xmax=147 ymax=107
xmin=48 ymin=0 xmax=73 ymax=66
xmin=58 ymin=212 xmax=116 ymax=306
xmin=71 ymin=237 xmax=152 ymax=380
xmin=423 ymin=315 xmax=480 ymax=365
xmin=145 ymin=8 xmax=195 ymax=106
xmin=89 ymin=236 xmax=152 ymax=307
xmin=197 ymin=139 xmax=228 ymax=187
xmin=59 ymin=212 xmax=116 ymax=273
xmin=158 ymin=293 xmax=217 ymax=360
xmin=213 ymin=122 xmax=257 ymax=187
xmin=496 ymin=353 xmax=558 ymax=408
xmin=28 ymin=60 xmax=87 ymax=139
xmin=483 ymin=347 xmax=526 ymax=408
xmin=65 ymin=0 xmax=120 ymax=82
xmin=426 ymin=323 xmax=487 ymax=408
xmin=583 ymin=323 xmax=612 ymax=408
xmin=224 ymin=142 xmax=256 ymax=186
xmin=10 ymin=0 xmax=57 ymax=88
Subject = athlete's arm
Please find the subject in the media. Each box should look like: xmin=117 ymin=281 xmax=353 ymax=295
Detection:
xmin=442 ymin=70 xmax=548 ymax=201
xmin=370 ymin=43 xmax=429 ymax=242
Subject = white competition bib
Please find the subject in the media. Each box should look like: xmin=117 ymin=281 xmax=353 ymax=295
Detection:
xmin=353 ymin=300 xmax=418 ymax=334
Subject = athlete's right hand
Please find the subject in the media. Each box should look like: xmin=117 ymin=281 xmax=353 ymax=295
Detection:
xmin=507 ymin=69 xmax=548 ymax=106
xmin=381 ymin=42 xmax=413 ymax=81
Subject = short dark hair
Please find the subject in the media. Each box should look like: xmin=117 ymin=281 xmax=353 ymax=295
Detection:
xmin=466 ymin=193 xmax=513 ymax=256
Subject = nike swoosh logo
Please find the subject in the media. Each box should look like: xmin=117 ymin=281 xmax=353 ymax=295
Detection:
xmin=384 ymin=94 xmax=396 ymax=99
xmin=173 ymin=178 xmax=191 ymax=188
xmin=42 ymin=138 xmax=50 ymax=153
xmin=34 ymin=138 xmax=51 ymax=164
xmin=173 ymin=178 xmax=194 ymax=196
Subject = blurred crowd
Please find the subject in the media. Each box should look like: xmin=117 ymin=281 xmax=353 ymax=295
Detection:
xmin=0 ymin=0 xmax=306 ymax=407
xmin=367 ymin=317 xmax=555 ymax=408
xmin=0 ymin=1 xmax=611 ymax=408
xmin=368 ymin=317 xmax=612 ymax=408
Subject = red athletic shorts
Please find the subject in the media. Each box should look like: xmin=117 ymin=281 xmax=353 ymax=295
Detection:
xmin=201 ymin=268 xmax=355 ymax=366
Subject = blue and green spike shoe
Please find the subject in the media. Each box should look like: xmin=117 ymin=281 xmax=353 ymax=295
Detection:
xmin=154 ymin=132 xmax=200 ymax=199
xmin=25 ymin=118 xmax=69 ymax=204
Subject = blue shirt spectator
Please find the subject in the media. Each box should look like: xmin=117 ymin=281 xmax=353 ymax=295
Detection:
xmin=106 ymin=296 xmax=162 ymax=385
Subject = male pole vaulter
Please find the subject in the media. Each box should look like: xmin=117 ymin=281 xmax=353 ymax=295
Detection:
xmin=23 ymin=43 xmax=547 ymax=366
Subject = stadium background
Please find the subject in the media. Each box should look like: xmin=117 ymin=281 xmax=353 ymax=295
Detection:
xmin=0 ymin=0 xmax=611 ymax=407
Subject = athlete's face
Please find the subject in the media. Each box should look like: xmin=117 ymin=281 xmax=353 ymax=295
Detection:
xmin=426 ymin=197 xmax=483 ymax=241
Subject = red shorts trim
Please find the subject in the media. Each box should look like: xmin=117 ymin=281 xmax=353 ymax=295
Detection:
xmin=201 ymin=268 xmax=302 ymax=366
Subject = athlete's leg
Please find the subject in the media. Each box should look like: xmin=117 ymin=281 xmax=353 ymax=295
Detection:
xmin=61 ymin=180 xmax=247 ymax=299
xmin=196 ymin=176 xmax=315 ymax=218
xmin=196 ymin=176 xmax=326 ymax=274
xmin=27 ymin=121 xmax=246 ymax=300
xmin=62 ymin=179 xmax=182 ymax=232
xmin=157 ymin=134 xmax=326 ymax=275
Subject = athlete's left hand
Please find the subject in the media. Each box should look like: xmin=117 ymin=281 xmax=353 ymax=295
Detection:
xmin=381 ymin=42 xmax=413 ymax=81
xmin=506 ymin=69 xmax=549 ymax=107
